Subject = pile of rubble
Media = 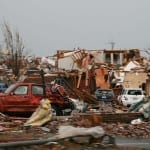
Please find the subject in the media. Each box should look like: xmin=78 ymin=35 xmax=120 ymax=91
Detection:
xmin=0 ymin=110 xmax=150 ymax=150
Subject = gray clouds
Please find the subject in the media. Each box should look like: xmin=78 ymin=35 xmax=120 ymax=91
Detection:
xmin=0 ymin=0 xmax=150 ymax=56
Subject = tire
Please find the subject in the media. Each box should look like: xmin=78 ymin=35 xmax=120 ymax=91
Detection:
xmin=51 ymin=105 xmax=63 ymax=116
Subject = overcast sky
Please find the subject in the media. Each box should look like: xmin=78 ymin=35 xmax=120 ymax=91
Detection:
xmin=0 ymin=0 xmax=150 ymax=56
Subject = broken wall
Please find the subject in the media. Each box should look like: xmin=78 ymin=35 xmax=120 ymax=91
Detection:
xmin=123 ymin=72 xmax=148 ymax=88
xmin=58 ymin=56 xmax=77 ymax=70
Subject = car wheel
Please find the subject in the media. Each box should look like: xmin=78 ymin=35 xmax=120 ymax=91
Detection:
xmin=51 ymin=105 xmax=63 ymax=116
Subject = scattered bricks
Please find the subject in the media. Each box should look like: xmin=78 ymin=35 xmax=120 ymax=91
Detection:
xmin=73 ymin=118 xmax=93 ymax=127
xmin=134 ymin=129 xmax=141 ymax=136
xmin=106 ymin=124 xmax=114 ymax=131
xmin=79 ymin=113 xmax=102 ymax=125
xmin=98 ymin=121 xmax=150 ymax=139
xmin=92 ymin=114 xmax=102 ymax=125
xmin=145 ymin=128 xmax=150 ymax=133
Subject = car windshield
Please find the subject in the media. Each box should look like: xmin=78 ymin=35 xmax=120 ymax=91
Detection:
xmin=98 ymin=90 xmax=113 ymax=95
xmin=127 ymin=90 xmax=142 ymax=95
xmin=4 ymin=84 xmax=16 ymax=94
xmin=121 ymin=89 xmax=142 ymax=95
xmin=0 ymin=83 xmax=7 ymax=88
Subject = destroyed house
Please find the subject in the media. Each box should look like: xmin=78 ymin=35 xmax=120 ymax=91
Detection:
xmin=103 ymin=48 xmax=141 ymax=66
xmin=56 ymin=49 xmax=141 ymax=70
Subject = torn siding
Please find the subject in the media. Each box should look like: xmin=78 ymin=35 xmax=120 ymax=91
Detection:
xmin=58 ymin=56 xmax=78 ymax=70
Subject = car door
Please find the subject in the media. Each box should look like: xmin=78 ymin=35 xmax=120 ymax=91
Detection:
xmin=31 ymin=85 xmax=44 ymax=105
xmin=5 ymin=85 xmax=31 ymax=112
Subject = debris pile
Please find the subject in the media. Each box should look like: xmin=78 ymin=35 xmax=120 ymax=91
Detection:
xmin=0 ymin=113 xmax=150 ymax=149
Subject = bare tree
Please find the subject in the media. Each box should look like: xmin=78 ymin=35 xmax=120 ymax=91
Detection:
xmin=1 ymin=22 xmax=24 ymax=78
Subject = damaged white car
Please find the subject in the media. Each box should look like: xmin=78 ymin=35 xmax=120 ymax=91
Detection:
xmin=118 ymin=88 xmax=145 ymax=106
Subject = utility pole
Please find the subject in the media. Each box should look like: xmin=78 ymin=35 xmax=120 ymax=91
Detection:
xmin=109 ymin=41 xmax=115 ymax=50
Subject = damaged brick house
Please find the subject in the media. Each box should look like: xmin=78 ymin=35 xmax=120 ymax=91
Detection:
xmin=54 ymin=48 xmax=145 ymax=93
